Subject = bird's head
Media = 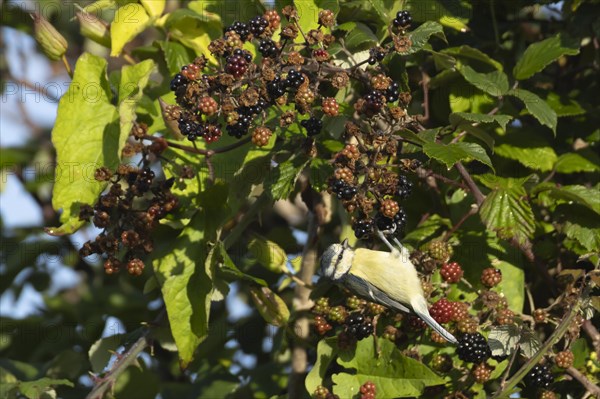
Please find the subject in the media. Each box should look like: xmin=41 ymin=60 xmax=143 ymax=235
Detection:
xmin=320 ymin=239 xmax=354 ymax=281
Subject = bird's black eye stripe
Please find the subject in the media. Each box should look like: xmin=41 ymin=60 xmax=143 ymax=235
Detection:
xmin=332 ymin=246 xmax=347 ymax=275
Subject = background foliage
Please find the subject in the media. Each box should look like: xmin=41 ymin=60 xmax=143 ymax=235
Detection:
xmin=1 ymin=0 xmax=599 ymax=398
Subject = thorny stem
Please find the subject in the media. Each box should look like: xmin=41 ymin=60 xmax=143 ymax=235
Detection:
xmin=455 ymin=162 xmax=486 ymax=206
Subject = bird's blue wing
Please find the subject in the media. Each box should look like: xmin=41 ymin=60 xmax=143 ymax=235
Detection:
xmin=342 ymin=273 xmax=412 ymax=314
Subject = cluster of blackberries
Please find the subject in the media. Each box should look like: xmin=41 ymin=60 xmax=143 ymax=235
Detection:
xmin=330 ymin=179 xmax=357 ymax=200
xmin=393 ymin=10 xmax=412 ymax=28
xmin=301 ymin=116 xmax=323 ymax=136
xmin=258 ymin=38 xmax=278 ymax=58
xmin=286 ymin=69 xmax=305 ymax=88
xmin=362 ymin=90 xmax=385 ymax=114
xmin=225 ymin=20 xmax=250 ymax=40
xmin=226 ymin=104 xmax=267 ymax=138
xmin=346 ymin=313 xmax=373 ymax=340
xmin=178 ymin=119 xmax=203 ymax=141
xmin=170 ymin=73 xmax=188 ymax=96
xmin=526 ymin=364 xmax=554 ymax=389
xmin=367 ymin=47 xmax=386 ymax=65
xmin=374 ymin=209 xmax=407 ymax=236
xmin=385 ymin=82 xmax=400 ymax=103
xmin=456 ymin=333 xmax=492 ymax=364
xmin=248 ymin=16 xmax=269 ymax=36
xmin=353 ymin=219 xmax=374 ymax=239
xmin=226 ymin=49 xmax=252 ymax=79
xmin=266 ymin=77 xmax=287 ymax=100
xmin=397 ymin=174 xmax=413 ymax=199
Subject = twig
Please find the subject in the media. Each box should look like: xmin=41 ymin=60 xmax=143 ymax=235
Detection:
xmin=61 ymin=54 xmax=73 ymax=78
xmin=420 ymin=69 xmax=430 ymax=124
xmin=567 ymin=366 xmax=600 ymax=398
xmin=455 ymin=162 xmax=486 ymax=206
xmin=498 ymin=341 xmax=520 ymax=390
xmin=442 ymin=204 xmax=478 ymax=241
xmin=582 ymin=320 xmax=600 ymax=352
xmin=288 ymin=198 xmax=322 ymax=399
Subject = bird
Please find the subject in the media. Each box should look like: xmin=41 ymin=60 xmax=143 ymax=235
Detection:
xmin=320 ymin=238 xmax=458 ymax=344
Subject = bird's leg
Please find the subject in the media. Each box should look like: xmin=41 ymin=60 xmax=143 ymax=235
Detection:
xmin=376 ymin=230 xmax=400 ymax=257
xmin=372 ymin=313 xmax=382 ymax=358
xmin=392 ymin=237 xmax=411 ymax=259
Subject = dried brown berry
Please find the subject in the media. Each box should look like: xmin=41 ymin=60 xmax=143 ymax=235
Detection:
xmin=371 ymin=73 xmax=391 ymax=90
xmin=331 ymin=72 xmax=349 ymax=89
xmin=534 ymin=309 xmax=547 ymax=323
xmin=287 ymin=51 xmax=304 ymax=65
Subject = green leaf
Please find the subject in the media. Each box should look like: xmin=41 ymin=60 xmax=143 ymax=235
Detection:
xmin=248 ymin=236 xmax=288 ymax=273
xmin=405 ymin=0 xmax=471 ymax=32
xmin=493 ymin=259 xmax=525 ymax=312
xmin=160 ymin=40 xmax=195 ymax=75
xmin=366 ymin=0 xmax=388 ymax=20
xmin=152 ymin=182 xmax=230 ymax=367
xmin=140 ymin=0 xmax=165 ymax=17
xmin=564 ymin=220 xmax=600 ymax=252
xmin=533 ymin=184 xmax=600 ymax=215
xmin=333 ymin=337 xmax=444 ymax=398
xmin=513 ymin=33 xmax=580 ymax=80
xmin=506 ymin=89 xmax=557 ymax=133
xmin=449 ymin=112 xmax=512 ymax=131
xmin=264 ymin=156 xmax=309 ymax=200
xmin=111 ymin=3 xmax=151 ymax=56
xmin=404 ymin=21 xmax=446 ymax=55
xmin=457 ymin=65 xmax=509 ymax=96
xmin=441 ymin=45 xmax=503 ymax=71
xmin=47 ymin=54 xmax=118 ymax=235
xmin=218 ymin=243 xmax=267 ymax=286
xmin=305 ymin=337 xmax=337 ymax=393
xmin=545 ymin=92 xmax=586 ymax=117
xmin=494 ymin=133 xmax=557 ymax=172
xmin=488 ymin=325 xmax=521 ymax=358
xmin=478 ymin=177 xmax=535 ymax=244
xmin=403 ymin=214 xmax=451 ymax=247
xmin=295 ymin=0 xmax=320 ymax=42
xmin=249 ymin=286 xmax=290 ymax=327
xmin=555 ymin=150 xmax=600 ymax=174
xmin=17 ymin=378 xmax=73 ymax=399
xmin=423 ymin=142 xmax=493 ymax=171
xmin=88 ymin=334 xmax=125 ymax=373
xmin=342 ymin=22 xmax=378 ymax=51
xmin=163 ymin=9 xmax=221 ymax=64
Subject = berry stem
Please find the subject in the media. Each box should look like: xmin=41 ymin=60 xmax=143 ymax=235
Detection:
xmin=61 ymin=54 xmax=73 ymax=78
xmin=566 ymin=366 xmax=600 ymax=397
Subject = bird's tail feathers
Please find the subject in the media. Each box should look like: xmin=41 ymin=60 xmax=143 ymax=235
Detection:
xmin=411 ymin=298 xmax=458 ymax=345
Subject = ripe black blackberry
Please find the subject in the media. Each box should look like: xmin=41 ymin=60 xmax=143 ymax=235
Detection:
xmin=367 ymin=47 xmax=386 ymax=65
xmin=393 ymin=10 xmax=412 ymax=28
xmin=226 ymin=114 xmax=253 ymax=138
xmin=397 ymin=175 xmax=412 ymax=199
xmin=374 ymin=208 xmax=407 ymax=236
xmin=329 ymin=179 xmax=357 ymax=200
xmin=285 ymin=69 xmax=305 ymax=88
xmin=266 ymin=77 xmax=286 ymax=100
xmin=385 ymin=81 xmax=400 ymax=103
xmin=258 ymin=39 xmax=278 ymax=58
xmin=225 ymin=21 xmax=249 ymax=41
xmin=353 ymin=218 xmax=374 ymax=239
xmin=301 ymin=116 xmax=322 ymax=136
xmin=170 ymin=73 xmax=188 ymax=92
xmin=363 ymin=90 xmax=384 ymax=114
xmin=178 ymin=118 xmax=203 ymax=141
xmin=526 ymin=364 xmax=554 ymax=389
xmin=225 ymin=52 xmax=248 ymax=79
xmin=248 ymin=16 xmax=268 ymax=37
xmin=346 ymin=313 xmax=373 ymax=340
xmin=457 ymin=333 xmax=491 ymax=364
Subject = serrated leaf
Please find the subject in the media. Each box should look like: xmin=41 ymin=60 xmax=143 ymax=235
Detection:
xmin=545 ymin=92 xmax=585 ymax=117
xmin=441 ymin=45 xmax=503 ymax=70
xmin=449 ymin=112 xmax=512 ymax=131
xmin=163 ymin=9 xmax=221 ymax=64
xmin=506 ymin=88 xmax=557 ymax=134
xmin=159 ymin=40 xmax=195 ymax=75
xmin=333 ymin=337 xmax=444 ymax=398
xmin=403 ymin=214 xmax=451 ymax=246
xmin=533 ymin=184 xmax=600 ymax=215
xmin=366 ymin=0 xmax=388 ymax=20
xmin=152 ymin=182 xmax=230 ymax=367
xmin=493 ymin=260 xmax=525 ymax=312
xmin=488 ymin=325 xmax=521 ymax=357
xmin=423 ymin=142 xmax=493 ymax=171
xmin=403 ymin=21 xmax=446 ymax=55
xmin=48 ymin=54 xmax=118 ymax=235
xmin=111 ymin=3 xmax=151 ymax=56
xmin=249 ymin=286 xmax=290 ymax=327
xmin=479 ymin=178 xmax=535 ymax=244
xmin=264 ymin=157 xmax=309 ymax=200
xmin=305 ymin=337 xmax=337 ymax=393
xmin=458 ymin=124 xmax=495 ymax=151
xmin=513 ymin=33 xmax=580 ymax=80
xmin=555 ymin=150 xmax=600 ymax=174
xmin=405 ymin=0 xmax=470 ymax=32
xmin=494 ymin=133 xmax=557 ymax=172
xmin=564 ymin=221 xmax=600 ymax=252
xmin=88 ymin=334 xmax=125 ymax=373
xmin=295 ymin=0 xmax=320 ymax=42
xmin=218 ymin=243 xmax=267 ymax=286
xmin=457 ymin=65 xmax=509 ymax=96
xmin=519 ymin=329 xmax=542 ymax=358
xmin=343 ymin=22 xmax=378 ymax=51
xmin=17 ymin=378 xmax=73 ymax=399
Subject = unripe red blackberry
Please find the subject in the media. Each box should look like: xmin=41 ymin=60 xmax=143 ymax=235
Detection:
xmin=495 ymin=308 xmax=515 ymax=325
xmin=334 ymin=167 xmax=354 ymax=183
xmin=322 ymin=97 xmax=339 ymax=116
xmin=318 ymin=9 xmax=335 ymax=27
xmin=534 ymin=309 xmax=547 ymax=323
xmin=313 ymin=385 xmax=329 ymax=399
xmin=431 ymin=354 xmax=453 ymax=373
xmin=430 ymin=331 xmax=447 ymax=344
xmin=264 ymin=10 xmax=281 ymax=30
xmin=359 ymin=381 xmax=376 ymax=399
xmin=314 ymin=315 xmax=332 ymax=335
xmin=481 ymin=268 xmax=502 ymax=287
xmin=440 ymin=262 xmax=463 ymax=283
xmin=104 ymin=258 xmax=120 ymax=274
xmin=457 ymin=333 xmax=491 ymax=364
xmin=380 ymin=199 xmax=400 ymax=219
xmin=429 ymin=298 xmax=455 ymax=324
xmin=313 ymin=49 xmax=330 ymax=62
xmin=554 ymin=350 xmax=574 ymax=368
xmin=339 ymin=144 xmax=360 ymax=161
xmin=199 ymin=96 xmax=218 ymax=115
xmin=251 ymin=126 xmax=272 ymax=147
xmin=428 ymin=240 xmax=453 ymax=262
xmin=472 ymin=362 xmax=493 ymax=383
xmin=407 ymin=315 xmax=427 ymax=331
xmin=127 ymin=258 xmax=144 ymax=276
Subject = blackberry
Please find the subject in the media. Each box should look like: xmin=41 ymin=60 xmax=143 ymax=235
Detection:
xmin=178 ymin=118 xmax=203 ymax=141
xmin=248 ymin=16 xmax=268 ymax=37
xmin=472 ymin=362 xmax=493 ymax=383
xmin=367 ymin=47 xmax=386 ymax=65
xmin=526 ymin=364 xmax=553 ymax=389
xmin=258 ymin=39 xmax=278 ymax=58
xmin=329 ymin=178 xmax=357 ymax=200
xmin=285 ymin=69 xmax=305 ymax=88
xmin=375 ymin=209 xmax=407 ymax=236
xmin=386 ymin=81 xmax=400 ymax=103
xmin=225 ymin=21 xmax=249 ymax=41
xmin=359 ymin=381 xmax=376 ymax=399
xmin=170 ymin=73 xmax=188 ymax=92
xmin=440 ymin=262 xmax=463 ymax=283
xmin=481 ymin=267 xmax=502 ymax=287
xmin=353 ymin=219 xmax=373 ymax=239
xmin=322 ymin=97 xmax=339 ymax=116
xmin=362 ymin=90 xmax=384 ymax=115
xmin=397 ymin=175 xmax=413 ymax=198
xmin=346 ymin=313 xmax=373 ymax=340
xmin=456 ymin=333 xmax=491 ymax=364
xmin=393 ymin=10 xmax=412 ymax=28
xmin=554 ymin=350 xmax=574 ymax=369
xmin=266 ymin=77 xmax=286 ymax=100
xmin=429 ymin=298 xmax=455 ymax=324
xmin=226 ymin=52 xmax=248 ymax=79
xmin=301 ymin=116 xmax=322 ymax=136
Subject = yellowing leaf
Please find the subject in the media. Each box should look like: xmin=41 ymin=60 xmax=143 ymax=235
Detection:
xmin=111 ymin=3 xmax=151 ymax=56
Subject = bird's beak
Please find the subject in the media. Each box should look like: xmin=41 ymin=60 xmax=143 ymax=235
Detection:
xmin=341 ymin=238 xmax=349 ymax=249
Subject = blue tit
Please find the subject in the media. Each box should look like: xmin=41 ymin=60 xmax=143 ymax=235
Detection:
xmin=320 ymin=239 xmax=458 ymax=344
